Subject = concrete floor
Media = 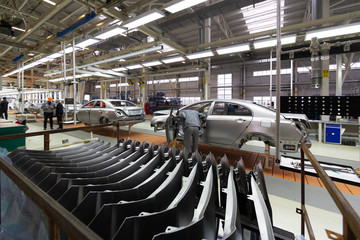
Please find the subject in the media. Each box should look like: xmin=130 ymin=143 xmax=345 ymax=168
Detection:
xmin=6 ymin=114 xmax=360 ymax=239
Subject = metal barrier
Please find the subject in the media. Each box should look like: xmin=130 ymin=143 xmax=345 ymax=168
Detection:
xmin=0 ymin=122 xmax=121 ymax=150
xmin=299 ymin=141 xmax=360 ymax=240
xmin=0 ymin=157 xmax=102 ymax=240
xmin=0 ymin=123 xmax=125 ymax=239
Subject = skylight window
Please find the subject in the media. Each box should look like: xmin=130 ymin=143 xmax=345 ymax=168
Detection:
xmin=241 ymin=0 xmax=284 ymax=34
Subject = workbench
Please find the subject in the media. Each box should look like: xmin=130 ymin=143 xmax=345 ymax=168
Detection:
xmin=0 ymin=120 xmax=27 ymax=152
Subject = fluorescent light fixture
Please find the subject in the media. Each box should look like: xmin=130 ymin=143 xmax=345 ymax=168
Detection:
xmin=112 ymin=67 xmax=128 ymax=71
xmin=49 ymin=74 xmax=86 ymax=82
xmin=47 ymin=53 xmax=62 ymax=59
xmin=123 ymin=9 xmax=165 ymax=29
xmin=142 ymin=61 xmax=162 ymax=67
xmin=28 ymin=53 xmax=34 ymax=56
xmin=186 ymin=50 xmax=214 ymax=60
xmin=86 ymin=67 xmax=126 ymax=77
xmin=60 ymin=47 xmax=79 ymax=54
xmin=77 ymin=69 xmax=113 ymax=78
xmin=126 ymin=64 xmax=143 ymax=70
xmin=305 ymin=22 xmax=360 ymax=41
xmin=161 ymin=56 xmax=185 ymax=63
xmin=216 ymin=43 xmax=250 ymax=55
xmin=12 ymin=26 xmax=25 ymax=32
xmin=76 ymin=39 xmax=99 ymax=48
xmin=43 ymin=0 xmax=56 ymax=5
xmin=254 ymin=35 xmax=296 ymax=49
xmin=95 ymin=27 xmax=126 ymax=40
xmin=164 ymin=0 xmax=207 ymax=13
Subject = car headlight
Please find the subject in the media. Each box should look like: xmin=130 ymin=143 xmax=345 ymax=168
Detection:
xmin=115 ymin=109 xmax=126 ymax=117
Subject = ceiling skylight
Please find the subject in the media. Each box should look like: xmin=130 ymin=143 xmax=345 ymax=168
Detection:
xmin=241 ymin=0 xmax=284 ymax=34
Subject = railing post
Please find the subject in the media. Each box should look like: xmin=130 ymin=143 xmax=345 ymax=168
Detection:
xmin=343 ymin=217 xmax=356 ymax=240
xmin=116 ymin=122 xmax=120 ymax=148
xmin=301 ymin=147 xmax=305 ymax=237
xmin=44 ymin=132 xmax=50 ymax=150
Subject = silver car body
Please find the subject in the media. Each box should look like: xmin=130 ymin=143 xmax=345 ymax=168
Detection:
xmin=150 ymin=99 xmax=311 ymax=153
xmin=77 ymin=99 xmax=145 ymax=125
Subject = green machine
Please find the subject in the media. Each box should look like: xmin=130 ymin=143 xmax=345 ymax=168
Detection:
xmin=0 ymin=121 xmax=26 ymax=152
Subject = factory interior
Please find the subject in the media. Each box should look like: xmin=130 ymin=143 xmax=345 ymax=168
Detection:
xmin=0 ymin=0 xmax=359 ymax=239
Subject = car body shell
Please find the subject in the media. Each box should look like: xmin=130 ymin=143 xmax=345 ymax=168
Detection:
xmin=77 ymin=99 xmax=145 ymax=125
xmin=150 ymin=99 xmax=311 ymax=153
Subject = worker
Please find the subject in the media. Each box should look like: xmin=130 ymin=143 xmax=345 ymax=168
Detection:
xmin=42 ymin=97 xmax=55 ymax=130
xmin=55 ymin=100 xmax=64 ymax=129
xmin=0 ymin=97 xmax=9 ymax=120
xmin=177 ymin=109 xmax=206 ymax=153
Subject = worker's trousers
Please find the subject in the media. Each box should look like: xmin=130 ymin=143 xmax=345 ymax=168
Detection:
xmin=184 ymin=126 xmax=200 ymax=154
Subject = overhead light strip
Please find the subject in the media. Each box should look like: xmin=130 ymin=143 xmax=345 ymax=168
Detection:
xmin=75 ymin=39 xmax=99 ymax=48
xmin=305 ymin=22 xmax=360 ymax=41
xmin=161 ymin=56 xmax=185 ymax=63
xmin=186 ymin=50 xmax=214 ymax=60
xmin=253 ymin=35 xmax=296 ymax=49
xmin=123 ymin=9 xmax=165 ymax=29
xmin=142 ymin=61 xmax=162 ymax=67
xmin=164 ymin=0 xmax=207 ymax=13
xmin=216 ymin=43 xmax=250 ymax=55
xmin=43 ymin=0 xmax=56 ymax=5
xmin=95 ymin=27 xmax=126 ymax=40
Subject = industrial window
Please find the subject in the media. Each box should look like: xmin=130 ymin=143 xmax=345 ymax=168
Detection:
xmin=179 ymin=77 xmax=198 ymax=82
xmin=217 ymin=74 xmax=232 ymax=99
xmin=253 ymin=96 xmax=276 ymax=108
xmin=180 ymin=97 xmax=201 ymax=105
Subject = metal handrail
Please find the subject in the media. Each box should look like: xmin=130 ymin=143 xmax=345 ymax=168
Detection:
xmin=0 ymin=157 xmax=102 ymax=240
xmin=0 ymin=122 xmax=121 ymax=150
xmin=300 ymin=141 xmax=360 ymax=239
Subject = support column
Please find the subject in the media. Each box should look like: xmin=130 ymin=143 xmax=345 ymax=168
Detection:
xmin=290 ymin=60 xmax=294 ymax=96
xmin=294 ymin=61 xmax=298 ymax=96
xmin=31 ymin=69 xmax=34 ymax=88
xmin=275 ymin=0 xmax=282 ymax=164
xmin=125 ymin=77 xmax=128 ymax=100
xmin=175 ymin=75 xmax=180 ymax=98
xmin=21 ymin=60 xmax=24 ymax=113
xmin=242 ymin=65 xmax=246 ymax=99
xmin=63 ymin=41 xmax=68 ymax=122
xmin=320 ymin=43 xmax=330 ymax=97
xmin=72 ymin=36 xmax=77 ymax=125
xmin=336 ymin=54 xmax=342 ymax=96
xmin=269 ymin=49 xmax=273 ymax=106
xmin=100 ymin=82 xmax=104 ymax=99
xmin=204 ymin=18 xmax=211 ymax=100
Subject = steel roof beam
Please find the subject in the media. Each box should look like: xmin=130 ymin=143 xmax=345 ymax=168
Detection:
xmin=0 ymin=0 xmax=73 ymax=57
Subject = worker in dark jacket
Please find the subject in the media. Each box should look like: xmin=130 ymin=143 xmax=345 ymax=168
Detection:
xmin=42 ymin=97 xmax=55 ymax=130
xmin=56 ymin=100 xmax=64 ymax=129
xmin=177 ymin=109 xmax=206 ymax=153
xmin=1 ymin=97 xmax=9 ymax=120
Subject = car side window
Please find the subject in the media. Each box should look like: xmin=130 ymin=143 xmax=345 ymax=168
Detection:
xmin=185 ymin=102 xmax=211 ymax=114
xmin=94 ymin=101 xmax=101 ymax=108
xmin=84 ymin=101 xmax=95 ymax=108
xmin=232 ymin=104 xmax=252 ymax=116
xmin=100 ymin=102 xmax=106 ymax=108
xmin=212 ymin=102 xmax=226 ymax=115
